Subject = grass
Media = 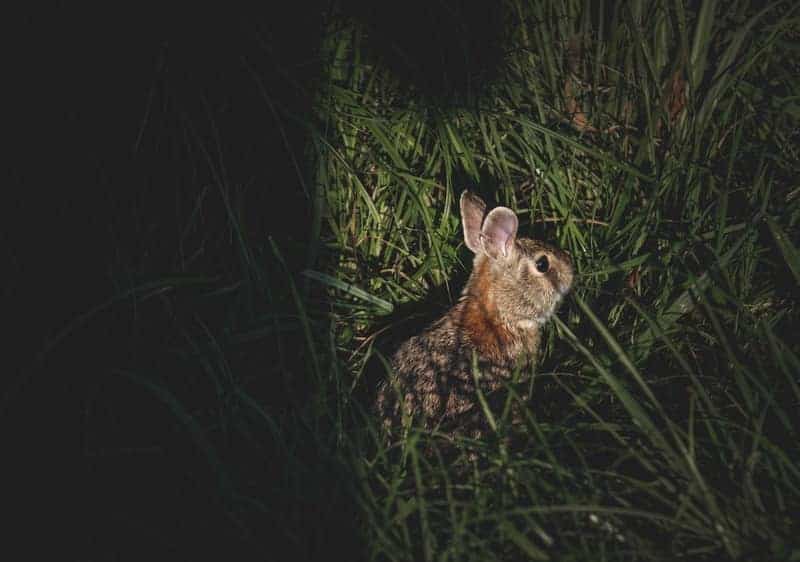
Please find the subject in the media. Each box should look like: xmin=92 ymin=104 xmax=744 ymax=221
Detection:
xmin=18 ymin=0 xmax=800 ymax=560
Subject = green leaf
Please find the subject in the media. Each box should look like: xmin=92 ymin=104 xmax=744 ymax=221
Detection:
xmin=500 ymin=521 xmax=550 ymax=560
xmin=302 ymin=269 xmax=394 ymax=312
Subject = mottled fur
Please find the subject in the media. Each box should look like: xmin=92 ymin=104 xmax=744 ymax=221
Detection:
xmin=375 ymin=191 xmax=574 ymax=439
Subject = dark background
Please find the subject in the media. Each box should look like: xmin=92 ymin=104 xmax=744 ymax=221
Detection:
xmin=6 ymin=5 xmax=321 ymax=358
xmin=4 ymin=4 xmax=325 ymax=558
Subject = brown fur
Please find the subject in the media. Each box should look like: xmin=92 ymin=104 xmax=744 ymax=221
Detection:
xmin=375 ymin=192 xmax=574 ymax=440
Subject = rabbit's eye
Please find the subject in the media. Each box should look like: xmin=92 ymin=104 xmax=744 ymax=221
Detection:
xmin=535 ymin=255 xmax=549 ymax=273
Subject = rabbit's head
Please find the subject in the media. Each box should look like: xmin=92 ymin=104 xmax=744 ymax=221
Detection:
xmin=460 ymin=191 xmax=574 ymax=329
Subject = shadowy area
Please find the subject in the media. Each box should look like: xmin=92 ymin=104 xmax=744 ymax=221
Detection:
xmin=4 ymin=4 xmax=331 ymax=558
xmin=339 ymin=0 xmax=508 ymax=105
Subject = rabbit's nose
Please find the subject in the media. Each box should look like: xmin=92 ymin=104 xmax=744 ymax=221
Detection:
xmin=557 ymin=265 xmax=574 ymax=295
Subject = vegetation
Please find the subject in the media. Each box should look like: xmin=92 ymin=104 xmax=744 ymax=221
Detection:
xmin=25 ymin=1 xmax=800 ymax=559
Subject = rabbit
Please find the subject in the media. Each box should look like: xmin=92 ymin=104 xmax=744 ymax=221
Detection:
xmin=375 ymin=190 xmax=574 ymax=441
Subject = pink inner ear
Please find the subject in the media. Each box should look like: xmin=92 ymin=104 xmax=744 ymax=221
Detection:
xmin=481 ymin=207 xmax=518 ymax=258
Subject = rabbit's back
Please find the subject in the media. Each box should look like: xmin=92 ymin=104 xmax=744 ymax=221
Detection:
xmin=375 ymin=299 xmax=530 ymax=434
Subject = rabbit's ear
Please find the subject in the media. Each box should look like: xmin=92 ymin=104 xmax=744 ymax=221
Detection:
xmin=480 ymin=207 xmax=518 ymax=259
xmin=460 ymin=191 xmax=487 ymax=253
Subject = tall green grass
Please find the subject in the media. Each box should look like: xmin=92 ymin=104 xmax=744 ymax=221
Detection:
xmin=31 ymin=0 xmax=800 ymax=560
xmin=308 ymin=1 xmax=800 ymax=560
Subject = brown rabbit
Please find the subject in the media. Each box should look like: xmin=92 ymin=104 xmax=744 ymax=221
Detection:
xmin=375 ymin=191 xmax=574 ymax=440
